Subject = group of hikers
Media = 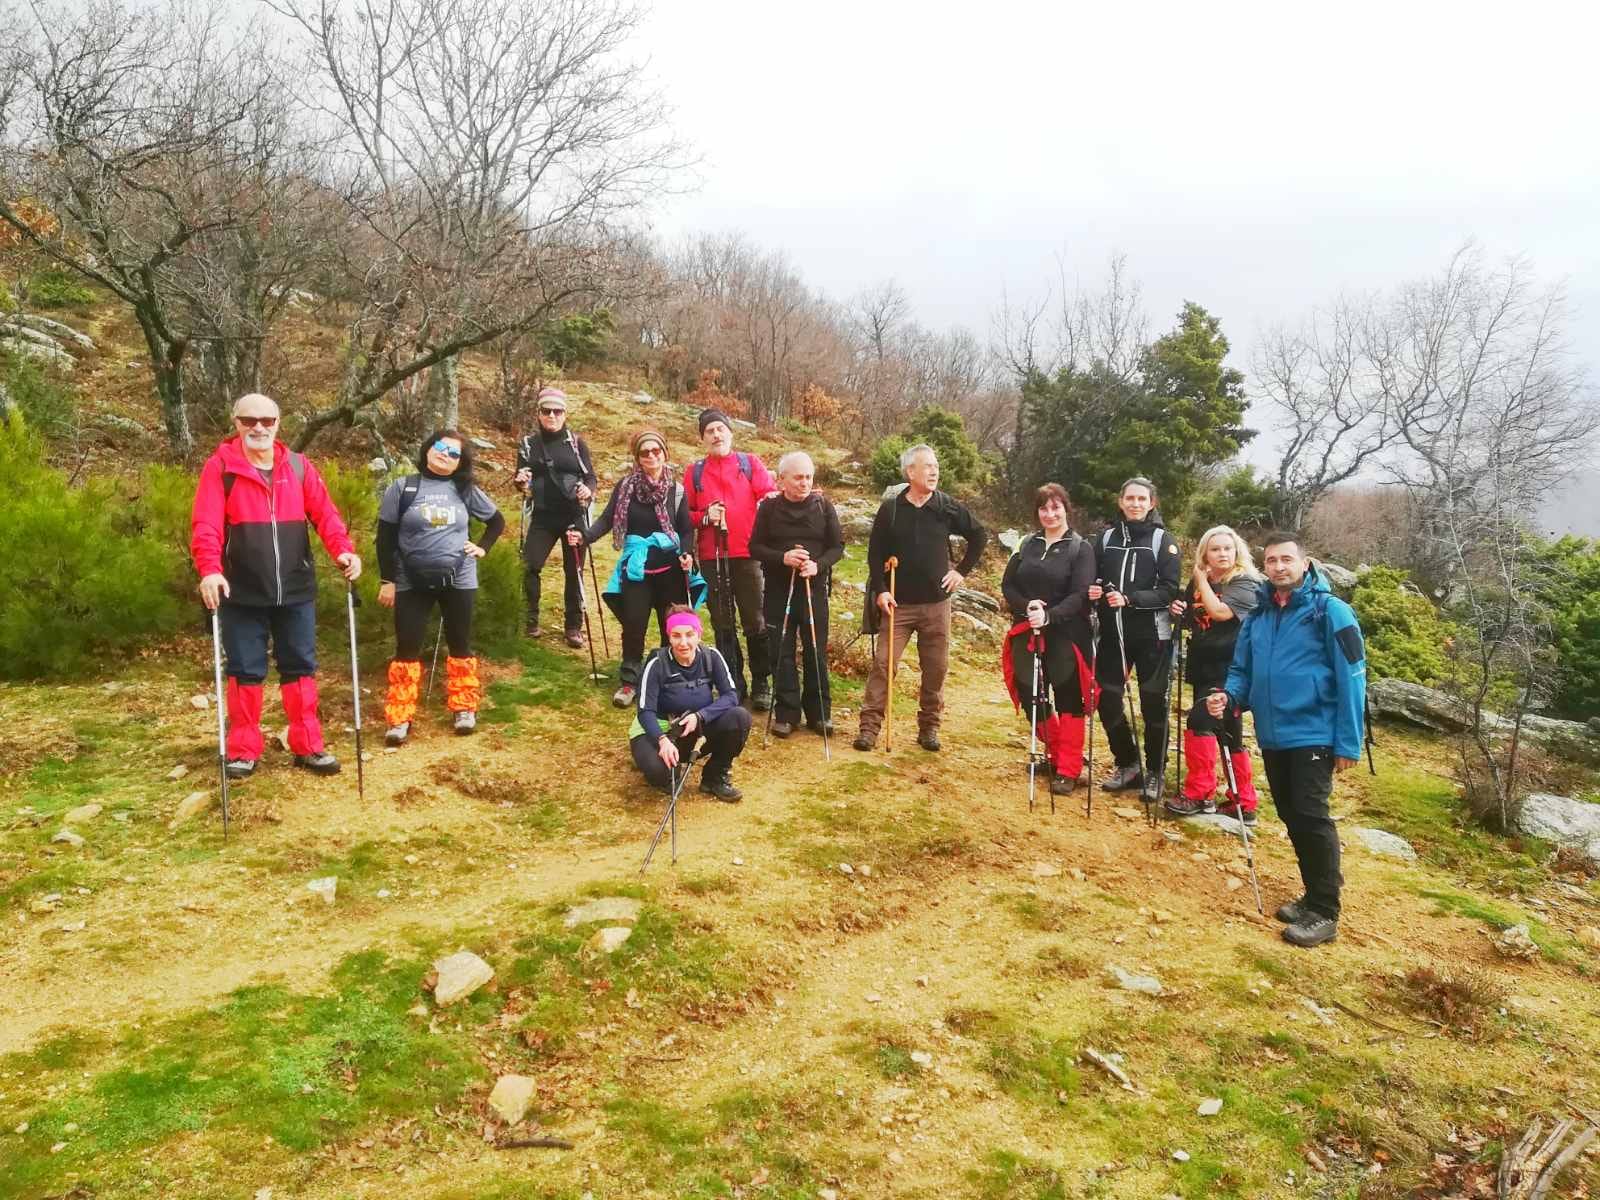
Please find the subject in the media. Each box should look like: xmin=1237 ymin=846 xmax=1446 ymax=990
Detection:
xmin=189 ymin=390 xmax=1368 ymax=948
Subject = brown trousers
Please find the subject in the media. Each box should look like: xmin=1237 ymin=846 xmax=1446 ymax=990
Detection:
xmin=857 ymin=600 xmax=951 ymax=737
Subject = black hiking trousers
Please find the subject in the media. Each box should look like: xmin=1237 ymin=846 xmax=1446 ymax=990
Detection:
xmin=629 ymin=707 xmax=753 ymax=790
xmin=1095 ymin=627 xmax=1171 ymax=773
xmin=1261 ymin=746 xmax=1342 ymax=920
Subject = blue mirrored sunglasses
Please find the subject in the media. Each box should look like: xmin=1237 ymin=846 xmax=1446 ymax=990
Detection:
xmin=431 ymin=440 xmax=462 ymax=459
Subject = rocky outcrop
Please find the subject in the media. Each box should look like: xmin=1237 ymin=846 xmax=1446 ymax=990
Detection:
xmin=1515 ymin=793 xmax=1600 ymax=868
xmin=1368 ymin=678 xmax=1600 ymax=766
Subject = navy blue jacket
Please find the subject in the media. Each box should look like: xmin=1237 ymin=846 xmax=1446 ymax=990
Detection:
xmin=631 ymin=645 xmax=741 ymax=741
xmin=1223 ymin=564 xmax=1367 ymax=761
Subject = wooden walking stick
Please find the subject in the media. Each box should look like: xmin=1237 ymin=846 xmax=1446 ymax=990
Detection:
xmin=883 ymin=556 xmax=898 ymax=752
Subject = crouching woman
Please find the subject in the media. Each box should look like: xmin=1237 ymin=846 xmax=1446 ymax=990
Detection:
xmin=629 ymin=606 xmax=751 ymax=802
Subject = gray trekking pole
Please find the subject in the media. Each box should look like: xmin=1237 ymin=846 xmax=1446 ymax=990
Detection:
xmin=764 ymin=565 xmax=799 ymax=746
xmin=209 ymin=607 xmax=230 ymax=840
xmin=568 ymin=533 xmax=605 ymax=683
xmin=346 ymin=584 xmax=365 ymax=803
xmin=1150 ymin=623 xmax=1180 ymax=814
xmin=425 ymin=615 xmax=444 ymax=699
xmin=1212 ymin=691 xmax=1263 ymax=915
xmin=1170 ymin=619 xmax=1185 ymax=802
xmin=583 ymin=505 xmax=611 ymax=658
xmin=641 ymin=721 xmax=702 ymax=872
xmin=1085 ymin=606 xmax=1099 ymax=820
xmin=1026 ymin=629 xmax=1045 ymax=814
xmin=801 ymin=573 xmax=830 ymax=763
xmin=1112 ymin=604 xmax=1151 ymax=826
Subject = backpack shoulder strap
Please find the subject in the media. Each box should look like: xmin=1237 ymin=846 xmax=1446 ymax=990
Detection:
xmin=691 ymin=458 xmax=706 ymax=493
xmin=1150 ymin=528 xmax=1164 ymax=556
xmin=396 ymin=474 xmax=423 ymax=521
xmin=737 ymin=451 xmax=751 ymax=480
xmin=287 ymin=451 xmax=307 ymax=485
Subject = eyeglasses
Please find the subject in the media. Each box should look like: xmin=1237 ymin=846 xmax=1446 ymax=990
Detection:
xmin=538 ymin=407 xmax=565 ymax=416
xmin=431 ymin=441 xmax=462 ymax=459
xmin=636 ymin=445 xmax=664 ymax=458
xmin=235 ymin=415 xmax=277 ymax=428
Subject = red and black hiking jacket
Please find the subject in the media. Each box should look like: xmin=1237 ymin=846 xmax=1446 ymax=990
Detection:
xmin=190 ymin=437 xmax=356 ymax=608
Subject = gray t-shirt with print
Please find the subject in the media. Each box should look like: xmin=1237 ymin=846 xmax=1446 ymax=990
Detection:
xmin=379 ymin=474 xmax=498 ymax=590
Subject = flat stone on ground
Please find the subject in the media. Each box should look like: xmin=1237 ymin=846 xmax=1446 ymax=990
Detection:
xmin=488 ymin=1074 xmax=536 ymax=1125
xmin=585 ymin=926 xmax=633 ymax=955
xmin=62 ymin=804 xmax=103 ymax=824
xmin=432 ymin=950 xmax=495 ymax=1005
xmin=562 ymin=897 xmax=643 ymax=928
xmin=1353 ymin=827 xmax=1417 ymax=861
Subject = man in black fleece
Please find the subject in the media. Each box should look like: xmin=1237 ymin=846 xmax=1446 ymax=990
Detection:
xmin=514 ymin=388 xmax=598 ymax=646
xmin=1088 ymin=476 xmax=1182 ymax=803
xmin=749 ymin=451 xmax=845 ymax=738
xmin=855 ymin=444 xmax=987 ymax=752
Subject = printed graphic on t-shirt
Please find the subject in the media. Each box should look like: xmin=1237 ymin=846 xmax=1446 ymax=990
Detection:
xmin=418 ymin=501 xmax=457 ymax=530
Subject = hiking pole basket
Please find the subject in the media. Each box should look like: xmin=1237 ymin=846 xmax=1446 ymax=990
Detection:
xmin=210 ymin=607 xmax=230 ymax=840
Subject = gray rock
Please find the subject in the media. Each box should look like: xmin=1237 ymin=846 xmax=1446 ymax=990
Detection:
xmin=952 ymin=588 xmax=1001 ymax=615
xmin=1 ymin=338 xmax=76 ymax=369
xmin=488 ymin=1074 xmax=536 ymax=1125
xmin=306 ymin=876 xmax=338 ymax=905
xmin=168 ymin=791 xmax=213 ymax=828
xmin=1353 ymin=827 xmax=1416 ymax=861
xmin=11 ymin=314 xmax=95 ymax=350
xmin=94 ymin=413 xmax=150 ymax=442
xmin=166 ymin=764 xmax=189 ymax=781
xmin=469 ymin=436 xmax=496 ymax=450
xmin=1314 ymin=560 xmax=1359 ymax=595
xmin=367 ymin=457 xmax=388 ymax=474
xmin=997 ymin=529 xmax=1024 ymax=553
xmin=954 ymin=612 xmax=996 ymax=636
xmin=882 ymin=482 xmax=909 ymax=501
xmin=432 ymin=949 xmax=494 ymax=1005
xmin=585 ymin=926 xmax=633 ymax=955
xmin=1107 ymin=965 xmax=1164 ymax=995
xmin=562 ymin=896 xmax=643 ymax=928
xmin=1179 ymin=811 xmax=1250 ymax=836
xmin=190 ymin=694 xmax=210 ymax=710
xmin=732 ymin=418 xmax=757 ymax=432
xmin=632 ymin=391 xmax=654 ymax=405
xmin=1516 ymin=793 xmax=1600 ymax=867
xmin=0 ymin=323 xmax=67 ymax=352
xmin=51 ymin=829 xmax=85 ymax=847
xmin=62 ymin=804 xmax=102 ymax=824
xmin=1196 ymin=1098 xmax=1223 ymax=1117
xmin=1369 ymin=678 xmax=1600 ymax=765
xmin=1493 ymin=924 xmax=1539 ymax=960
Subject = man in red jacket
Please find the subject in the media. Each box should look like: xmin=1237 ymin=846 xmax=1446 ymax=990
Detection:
xmin=190 ymin=393 xmax=362 ymax=778
xmin=684 ymin=408 xmax=775 ymax=708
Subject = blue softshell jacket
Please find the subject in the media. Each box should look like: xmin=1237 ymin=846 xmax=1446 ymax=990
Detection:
xmin=1222 ymin=564 xmax=1367 ymax=762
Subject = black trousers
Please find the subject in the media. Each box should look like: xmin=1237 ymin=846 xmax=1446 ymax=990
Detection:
xmin=629 ymin=707 xmax=753 ymax=789
xmin=705 ymin=556 xmax=769 ymax=697
xmin=1011 ymin=627 xmax=1088 ymax=722
xmin=1095 ymin=626 xmax=1171 ymax=772
xmin=617 ymin=567 xmax=690 ymax=686
xmin=394 ymin=586 xmax=475 ymax=659
xmin=1183 ymin=656 xmax=1243 ymax=744
xmin=764 ymin=571 xmax=831 ymax=724
xmin=1261 ymin=746 xmax=1342 ymax=919
xmin=524 ymin=524 xmax=583 ymax=632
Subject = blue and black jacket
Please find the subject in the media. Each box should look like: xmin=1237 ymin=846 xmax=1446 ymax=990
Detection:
xmin=630 ymin=646 xmax=741 ymax=742
xmin=1222 ymin=564 xmax=1367 ymax=761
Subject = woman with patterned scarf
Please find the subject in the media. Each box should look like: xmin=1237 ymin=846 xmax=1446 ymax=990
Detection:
xmin=569 ymin=429 xmax=707 ymax=706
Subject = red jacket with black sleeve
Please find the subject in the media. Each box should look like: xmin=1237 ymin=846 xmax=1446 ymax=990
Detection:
xmin=683 ymin=451 xmax=775 ymax=560
xmin=190 ymin=438 xmax=356 ymax=608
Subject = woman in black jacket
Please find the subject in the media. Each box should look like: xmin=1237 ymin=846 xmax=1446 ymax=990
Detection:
xmin=568 ymin=429 xmax=697 ymax=708
xmin=630 ymin=605 xmax=751 ymax=801
xmin=1163 ymin=525 xmax=1262 ymax=820
xmin=1001 ymin=483 xmax=1097 ymax=795
xmin=1088 ymin=476 xmax=1182 ymax=803
xmin=376 ymin=431 xmax=505 ymax=743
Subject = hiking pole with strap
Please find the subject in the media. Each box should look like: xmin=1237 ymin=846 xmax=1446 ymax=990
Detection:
xmin=802 ymin=573 xmax=830 ymax=763
xmin=1211 ymin=691 xmax=1263 ymax=915
xmin=883 ymin=556 xmax=899 ymax=752
xmin=1085 ymin=603 xmax=1099 ymax=820
xmin=1155 ymin=620 xmax=1183 ymax=813
xmin=764 ymin=565 xmax=799 ymax=746
xmin=583 ymin=503 xmax=610 ymax=658
xmin=1026 ymin=630 xmax=1045 ymax=814
xmin=1112 ymin=604 xmax=1150 ymax=825
xmin=346 ymin=584 xmax=365 ymax=803
xmin=425 ymin=614 xmax=444 ymax=699
xmin=568 ymin=534 xmax=604 ymax=684
xmin=209 ymin=607 xmax=230 ymax=840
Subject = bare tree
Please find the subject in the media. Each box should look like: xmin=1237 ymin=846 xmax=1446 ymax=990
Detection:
xmin=1253 ymin=295 xmax=1397 ymax=530
xmin=0 ymin=0 xmax=287 ymax=455
xmin=267 ymin=0 xmax=679 ymax=447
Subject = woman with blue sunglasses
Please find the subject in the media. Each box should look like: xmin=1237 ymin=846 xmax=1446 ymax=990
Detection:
xmin=376 ymin=431 xmax=505 ymax=743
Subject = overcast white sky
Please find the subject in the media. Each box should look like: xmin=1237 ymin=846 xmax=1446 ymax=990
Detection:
xmin=640 ymin=0 xmax=1599 ymax=383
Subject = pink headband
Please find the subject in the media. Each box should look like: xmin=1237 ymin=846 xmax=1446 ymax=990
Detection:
xmin=664 ymin=611 xmax=702 ymax=636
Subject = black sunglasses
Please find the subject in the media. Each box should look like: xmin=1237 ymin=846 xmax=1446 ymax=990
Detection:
xmin=235 ymin=415 xmax=278 ymax=428
xmin=538 ymin=406 xmax=565 ymax=416
xmin=431 ymin=440 xmax=462 ymax=459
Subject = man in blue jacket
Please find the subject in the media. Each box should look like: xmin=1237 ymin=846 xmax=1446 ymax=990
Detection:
xmin=1208 ymin=533 xmax=1366 ymax=948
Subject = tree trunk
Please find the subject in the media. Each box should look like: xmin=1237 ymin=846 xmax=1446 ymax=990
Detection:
xmin=132 ymin=306 xmax=193 ymax=457
xmin=426 ymin=355 xmax=461 ymax=429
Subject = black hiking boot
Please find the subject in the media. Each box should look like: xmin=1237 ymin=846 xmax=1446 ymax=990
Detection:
xmin=852 ymin=732 xmax=876 ymax=752
xmin=294 ymin=751 xmax=341 ymax=776
xmin=524 ymin=618 xmax=542 ymax=638
xmin=384 ymin=722 xmax=410 ymax=748
xmin=1164 ymin=794 xmax=1207 ymax=817
xmin=1274 ymin=895 xmax=1314 ymax=924
xmin=225 ymin=758 xmax=257 ymax=779
xmin=806 ymin=716 xmax=834 ymax=736
xmin=771 ymin=719 xmax=795 ymax=739
xmin=751 ymin=680 xmax=774 ymax=712
xmin=1216 ymin=800 xmax=1258 ymax=827
xmin=1139 ymin=775 xmax=1163 ymax=808
xmin=1049 ymin=773 xmax=1077 ymax=796
xmin=1282 ymin=915 xmax=1338 ymax=948
xmin=699 ymin=770 xmax=743 ymax=803
xmin=917 ymin=730 xmax=941 ymax=752
xmin=564 ymin=629 xmax=584 ymax=649
xmin=1101 ymin=764 xmax=1143 ymax=792
xmin=453 ymin=710 xmax=476 ymax=735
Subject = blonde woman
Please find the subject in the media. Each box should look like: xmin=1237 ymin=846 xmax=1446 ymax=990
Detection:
xmin=1164 ymin=526 xmax=1263 ymax=820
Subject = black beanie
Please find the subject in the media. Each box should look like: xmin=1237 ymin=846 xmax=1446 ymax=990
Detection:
xmin=698 ymin=408 xmax=733 ymax=436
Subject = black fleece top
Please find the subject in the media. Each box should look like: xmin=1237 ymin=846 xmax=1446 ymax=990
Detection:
xmin=516 ymin=428 xmax=597 ymax=530
xmin=1094 ymin=514 xmax=1181 ymax=641
xmin=866 ymin=488 xmax=987 ymax=605
xmin=1001 ymin=530 xmax=1096 ymax=634
xmin=748 ymin=491 xmax=845 ymax=583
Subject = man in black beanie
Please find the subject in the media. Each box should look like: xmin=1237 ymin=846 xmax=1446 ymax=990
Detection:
xmin=683 ymin=408 xmax=777 ymax=707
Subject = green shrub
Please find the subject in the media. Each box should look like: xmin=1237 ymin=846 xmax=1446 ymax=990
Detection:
xmin=1526 ymin=536 xmax=1600 ymax=720
xmin=316 ymin=459 xmax=386 ymax=642
xmin=0 ymin=280 xmax=14 ymax=312
xmin=1183 ymin=465 xmax=1278 ymax=540
xmin=538 ymin=309 xmax=614 ymax=370
xmin=0 ymin=348 xmax=77 ymax=441
xmin=0 ymin=417 xmax=182 ymax=678
xmin=474 ymin=532 xmax=524 ymax=660
xmin=1350 ymin=565 xmax=1454 ymax=685
xmin=868 ymin=406 xmax=987 ymax=494
xmin=24 ymin=266 xmax=97 ymax=310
